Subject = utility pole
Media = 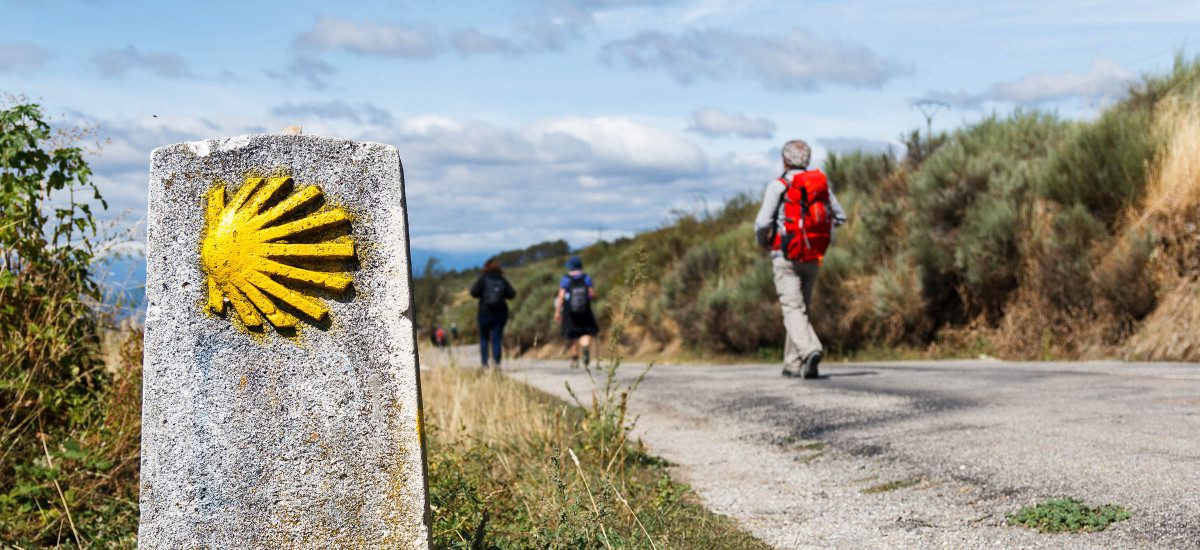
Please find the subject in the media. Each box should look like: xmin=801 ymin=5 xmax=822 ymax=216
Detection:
xmin=911 ymin=98 xmax=949 ymax=146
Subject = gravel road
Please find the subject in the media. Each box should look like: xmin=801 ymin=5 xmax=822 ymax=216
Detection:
xmin=503 ymin=357 xmax=1200 ymax=549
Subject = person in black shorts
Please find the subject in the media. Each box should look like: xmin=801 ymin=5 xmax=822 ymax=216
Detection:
xmin=554 ymin=255 xmax=598 ymax=368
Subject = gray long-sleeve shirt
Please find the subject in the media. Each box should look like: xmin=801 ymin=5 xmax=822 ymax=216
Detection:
xmin=754 ymin=168 xmax=847 ymax=256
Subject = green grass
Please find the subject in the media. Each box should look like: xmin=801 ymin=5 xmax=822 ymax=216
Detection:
xmin=861 ymin=478 xmax=922 ymax=494
xmin=1006 ymin=498 xmax=1132 ymax=533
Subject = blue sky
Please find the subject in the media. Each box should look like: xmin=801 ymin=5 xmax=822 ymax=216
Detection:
xmin=3 ymin=0 xmax=1198 ymax=268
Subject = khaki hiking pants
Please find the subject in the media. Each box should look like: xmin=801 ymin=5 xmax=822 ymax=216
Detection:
xmin=772 ymin=256 xmax=822 ymax=370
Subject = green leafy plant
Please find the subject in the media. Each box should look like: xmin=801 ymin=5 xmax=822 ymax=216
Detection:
xmin=1007 ymin=498 xmax=1132 ymax=533
xmin=1 ymin=101 xmax=142 ymax=548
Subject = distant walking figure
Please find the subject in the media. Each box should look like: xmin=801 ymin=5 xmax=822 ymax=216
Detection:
xmin=470 ymin=258 xmax=516 ymax=368
xmin=754 ymin=139 xmax=847 ymax=379
xmin=554 ymin=255 xmax=599 ymax=368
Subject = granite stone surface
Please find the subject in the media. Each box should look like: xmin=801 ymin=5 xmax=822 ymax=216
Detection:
xmin=140 ymin=134 xmax=429 ymax=548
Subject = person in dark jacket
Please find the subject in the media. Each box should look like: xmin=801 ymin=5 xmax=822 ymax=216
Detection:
xmin=554 ymin=255 xmax=599 ymax=368
xmin=469 ymin=258 xmax=517 ymax=368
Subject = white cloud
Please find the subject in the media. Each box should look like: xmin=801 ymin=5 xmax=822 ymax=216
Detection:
xmin=294 ymin=16 xmax=546 ymax=59
xmin=92 ymin=46 xmax=191 ymax=79
xmin=296 ymin=15 xmax=440 ymax=58
xmin=601 ymin=27 xmax=912 ymax=90
xmin=526 ymin=116 xmax=707 ymax=176
xmin=687 ymin=109 xmax=775 ymax=139
xmin=0 ymin=42 xmax=48 ymax=73
xmin=931 ymin=57 xmax=1135 ymax=108
xmin=266 ymin=55 xmax=337 ymax=90
xmin=517 ymin=0 xmax=627 ymax=51
xmin=381 ymin=113 xmax=765 ymax=254
xmin=451 ymin=28 xmax=523 ymax=56
xmin=75 ymin=108 xmax=768 ymax=258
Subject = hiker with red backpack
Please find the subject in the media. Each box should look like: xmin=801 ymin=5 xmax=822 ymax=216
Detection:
xmin=470 ymin=258 xmax=517 ymax=368
xmin=554 ymin=255 xmax=599 ymax=368
xmin=755 ymin=139 xmax=847 ymax=379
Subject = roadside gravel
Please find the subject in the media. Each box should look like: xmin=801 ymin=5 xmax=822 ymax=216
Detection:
xmin=508 ymin=359 xmax=1200 ymax=549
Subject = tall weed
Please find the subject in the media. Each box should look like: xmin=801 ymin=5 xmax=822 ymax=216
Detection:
xmin=1 ymin=101 xmax=142 ymax=547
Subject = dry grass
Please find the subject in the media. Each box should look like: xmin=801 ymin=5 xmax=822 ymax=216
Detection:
xmin=419 ymin=347 xmax=769 ymax=549
xmin=1129 ymin=90 xmax=1200 ymax=360
xmin=1139 ymin=92 xmax=1200 ymax=228
xmin=421 ymin=349 xmax=563 ymax=449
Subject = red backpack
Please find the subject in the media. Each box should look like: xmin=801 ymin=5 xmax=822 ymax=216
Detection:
xmin=773 ymin=169 xmax=832 ymax=263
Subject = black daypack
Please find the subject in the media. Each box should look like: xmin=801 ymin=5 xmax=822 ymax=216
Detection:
xmin=566 ymin=275 xmax=590 ymax=313
xmin=482 ymin=277 xmax=507 ymax=306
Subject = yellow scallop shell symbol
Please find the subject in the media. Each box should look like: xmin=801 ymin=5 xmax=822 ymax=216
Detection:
xmin=200 ymin=175 xmax=355 ymax=331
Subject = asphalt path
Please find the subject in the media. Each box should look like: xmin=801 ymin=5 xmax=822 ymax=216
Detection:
xmin=501 ymin=357 xmax=1200 ymax=549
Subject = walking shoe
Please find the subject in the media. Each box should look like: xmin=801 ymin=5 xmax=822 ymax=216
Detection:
xmin=801 ymin=351 xmax=822 ymax=379
xmin=781 ymin=367 xmax=799 ymax=378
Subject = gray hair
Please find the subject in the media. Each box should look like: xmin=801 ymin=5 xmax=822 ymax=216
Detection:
xmin=782 ymin=139 xmax=811 ymax=169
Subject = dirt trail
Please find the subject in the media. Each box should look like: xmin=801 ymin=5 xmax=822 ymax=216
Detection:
xmin=503 ymin=357 xmax=1200 ymax=549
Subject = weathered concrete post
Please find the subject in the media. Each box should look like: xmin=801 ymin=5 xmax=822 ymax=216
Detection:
xmin=140 ymin=134 xmax=430 ymax=548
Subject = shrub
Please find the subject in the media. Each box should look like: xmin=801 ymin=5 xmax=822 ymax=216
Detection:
xmin=499 ymin=263 xmax=561 ymax=352
xmin=1044 ymin=203 xmax=1108 ymax=310
xmin=1095 ymin=229 xmax=1158 ymax=321
xmin=1040 ymin=107 xmax=1157 ymax=227
xmin=808 ymin=246 xmax=862 ymax=348
xmin=866 ymin=254 xmax=928 ymax=345
xmin=1 ymin=101 xmax=140 ymax=546
xmin=661 ymin=242 xmax=721 ymax=340
xmin=908 ymin=111 xmax=1068 ymax=323
xmin=695 ymin=258 xmax=781 ymax=353
xmin=954 ymin=189 xmax=1021 ymax=319
xmin=824 ymin=150 xmax=896 ymax=195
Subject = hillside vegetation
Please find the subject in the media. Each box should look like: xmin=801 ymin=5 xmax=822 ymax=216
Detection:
xmin=428 ymin=57 xmax=1200 ymax=363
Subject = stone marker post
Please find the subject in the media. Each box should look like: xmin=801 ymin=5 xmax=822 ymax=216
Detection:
xmin=140 ymin=134 xmax=430 ymax=548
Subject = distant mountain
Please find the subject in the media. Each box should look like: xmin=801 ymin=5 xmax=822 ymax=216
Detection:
xmin=410 ymin=248 xmax=489 ymax=273
xmin=94 ymin=255 xmax=146 ymax=318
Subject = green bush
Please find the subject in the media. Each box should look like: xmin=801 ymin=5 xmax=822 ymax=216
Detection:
xmin=1 ymin=102 xmax=139 ymax=547
xmin=502 ymin=263 xmax=562 ymax=352
xmin=867 ymin=254 xmax=928 ymax=344
xmin=908 ymin=111 xmax=1068 ymax=321
xmin=808 ymin=246 xmax=860 ymax=347
xmin=955 ymin=189 xmax=1021 ymax=318
xmin=1040 ymin=108 xmax=1157 ymax=227
xmin=825 ymin=150 xmax=896 ymax=195
xmin=662 ymin=242 xmax=721 ymax=339
xmin=695 ymin=258 xmax=781 ymax=353
xmin=1039 ymin=204 xmax=1108 ymax=311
